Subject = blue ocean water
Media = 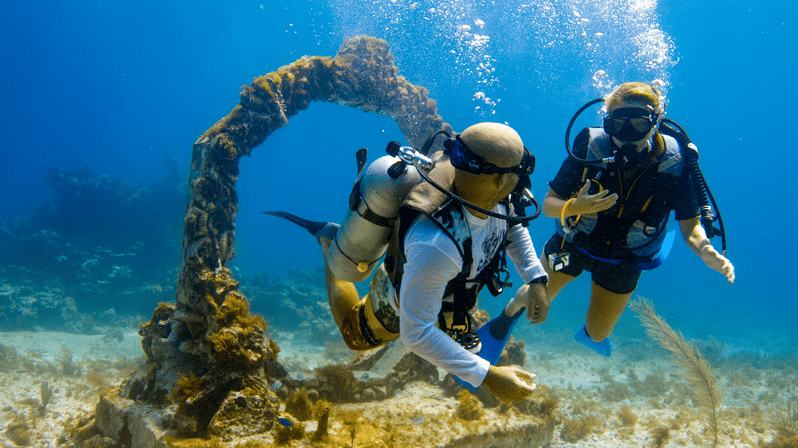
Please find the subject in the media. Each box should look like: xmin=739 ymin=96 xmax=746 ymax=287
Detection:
xmin=1 ymin=0 xmax=795 ymax=344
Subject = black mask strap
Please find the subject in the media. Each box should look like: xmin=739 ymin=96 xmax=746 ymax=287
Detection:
xmin=449 ymin=136 xmax=534 ymax=176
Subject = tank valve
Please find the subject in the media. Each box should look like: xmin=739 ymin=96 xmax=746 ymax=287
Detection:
xmin=397 ymin=146 xmax=434 ymax=170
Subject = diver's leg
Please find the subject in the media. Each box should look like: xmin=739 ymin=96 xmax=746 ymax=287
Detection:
xmin=584 ymin=282 xmax=633 ymax=342
xmin=539 ymin=235 xmax=582 ymax=303
xmin=319 ymin=237 xmax=390 ymax=350
xmin=320 ymin=237 xmax=361 ymax=331
xmin=266 ymin=211 xmax=374 ymax=348
xmin=505 ymin=248 xmax=580 ymax=323
xmin=541 ymin=249 xmax=578 ymax=301
xmin=500 ymin=248 xmax=580 ymax=324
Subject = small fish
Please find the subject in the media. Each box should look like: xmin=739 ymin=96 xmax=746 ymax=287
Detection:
xmin=277 ymin=417 xmax=292 ymax=427
xmin=412 ymin=414 xmax=424 ymax=425
xmin=360 ymin=373 xmax=369 ymax=381
xmin=295 ymin=373 xmax=304 ymax=381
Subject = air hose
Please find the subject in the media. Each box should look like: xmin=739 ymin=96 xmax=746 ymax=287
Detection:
xmin=658 ymin=119 xmax=727 ymax=255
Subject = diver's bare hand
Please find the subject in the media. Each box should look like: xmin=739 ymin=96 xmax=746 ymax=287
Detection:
xmin=507 ymin=282 xmax=549 ymax=324
xmin=569 ymin=181 xmax=618 ymax=215
xmin=483 ymin=365 xmax=537 ymax=402
xmin=701 ymin=247 xmax=735 ymax=284
xmin=527 ymin=282 xmax=548 ymax=324
xmin=720 ymin=258 xmax=735 ymax=284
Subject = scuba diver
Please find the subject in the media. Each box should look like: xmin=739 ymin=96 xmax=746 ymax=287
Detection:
xmin=267 ymin=122 xmax=549 ymax=402
xmin=532 ymin=81 xmax=735 ymax=357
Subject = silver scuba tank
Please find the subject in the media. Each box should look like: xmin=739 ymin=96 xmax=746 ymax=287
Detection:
xmin=327 ymin=155 xmax=422 ymax=283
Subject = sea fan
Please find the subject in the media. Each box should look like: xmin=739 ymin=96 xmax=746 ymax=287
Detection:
xmin=630 ymin=297 xmax=721 ymax=447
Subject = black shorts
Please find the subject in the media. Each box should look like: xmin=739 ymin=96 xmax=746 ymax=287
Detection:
xmin=544 ymin=234 xmax=642 ymax=294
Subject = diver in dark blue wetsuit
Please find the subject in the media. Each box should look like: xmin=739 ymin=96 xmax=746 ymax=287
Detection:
xmin=528 ymin=82 xmax=735 ymax=357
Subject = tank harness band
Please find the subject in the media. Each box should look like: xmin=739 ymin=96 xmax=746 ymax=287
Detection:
xmin=356 ymin=200 xmax=396 ymax=228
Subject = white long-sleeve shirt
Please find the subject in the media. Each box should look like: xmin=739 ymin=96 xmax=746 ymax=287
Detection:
xmin=398 ymin=204 xmax=546 ymax=388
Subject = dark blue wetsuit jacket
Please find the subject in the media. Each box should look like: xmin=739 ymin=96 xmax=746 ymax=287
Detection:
xmin=549 ymin=127 xmax=699 ymax=261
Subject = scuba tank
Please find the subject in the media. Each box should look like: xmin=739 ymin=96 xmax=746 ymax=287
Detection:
xmin=327 ymin=145 xmax=424 ymax=283
xmin=328 ymin=134 xmax=542 ymax=283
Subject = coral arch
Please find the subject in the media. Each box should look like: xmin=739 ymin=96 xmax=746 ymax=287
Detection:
xmin=183 ymin=35 xmax=446 ymax=277
xmin=115 ymin=35 xmax=449 ymax=433
xmin=175 ymin=33 xmax=448 ymax=361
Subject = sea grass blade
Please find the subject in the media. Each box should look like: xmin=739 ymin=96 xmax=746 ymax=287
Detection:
xmin=630 ymin=297 xmax=721 ymax=447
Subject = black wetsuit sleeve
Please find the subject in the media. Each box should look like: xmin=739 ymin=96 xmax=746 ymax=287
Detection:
xmin=672 ymin=165 xmax=700 ymax=221
xmin=549 ymin=128 xmax=591 ymax=198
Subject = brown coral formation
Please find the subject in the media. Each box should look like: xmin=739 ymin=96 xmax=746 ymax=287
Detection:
xmin=182 ymin=35 xmax=447 ymax=281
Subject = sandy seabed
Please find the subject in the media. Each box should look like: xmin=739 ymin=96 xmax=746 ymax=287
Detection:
xmin=0 ymin=324 xmax=794 ymax=448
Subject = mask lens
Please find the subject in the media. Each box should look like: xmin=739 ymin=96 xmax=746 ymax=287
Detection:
xmin=629 ymin=117 xmax=653 ymax=133
xmin=450 ymin=138 xmax=482 ymax=174
xmin=603 ymin=117 xmax=626 ymax=135
xmin=518 ymin=148 xmax=535 ymax=175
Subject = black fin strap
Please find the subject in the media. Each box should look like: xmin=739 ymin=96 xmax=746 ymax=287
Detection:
xmin=358 ymin=305 xmax=381 ymax=347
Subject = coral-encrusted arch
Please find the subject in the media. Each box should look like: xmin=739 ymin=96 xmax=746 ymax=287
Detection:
xmin=176 ymin=34 xmax=448 ymax=336
xmin=183 ymin=36 xmax=446 ymax=276
xmin=118 ymin=36 xmax=449 ymax=433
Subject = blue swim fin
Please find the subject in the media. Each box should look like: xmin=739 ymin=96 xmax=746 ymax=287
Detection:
xmin=456 ymin=307 xmax=526 ymax=391
xmin=574 ymin=323 xmax=611 ymax=357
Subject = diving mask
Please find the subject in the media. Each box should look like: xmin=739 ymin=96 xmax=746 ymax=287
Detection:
xmin=449 ymin=135 xmax=535 ymax=176
xmin=603 ymin=107 xmax=659 ymax=142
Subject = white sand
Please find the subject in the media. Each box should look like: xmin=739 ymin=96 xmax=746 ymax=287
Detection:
xmin=0 ymin=329 xmax=143 ymax=447
xmin=0 ymin=327 xmax=789 ymax=447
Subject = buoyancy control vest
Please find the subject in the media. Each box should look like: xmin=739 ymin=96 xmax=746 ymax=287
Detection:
xmin=559 ymin=128 xmax=686 ymax=260
xmin=384 ymin=155 xmax=510 ymax=333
